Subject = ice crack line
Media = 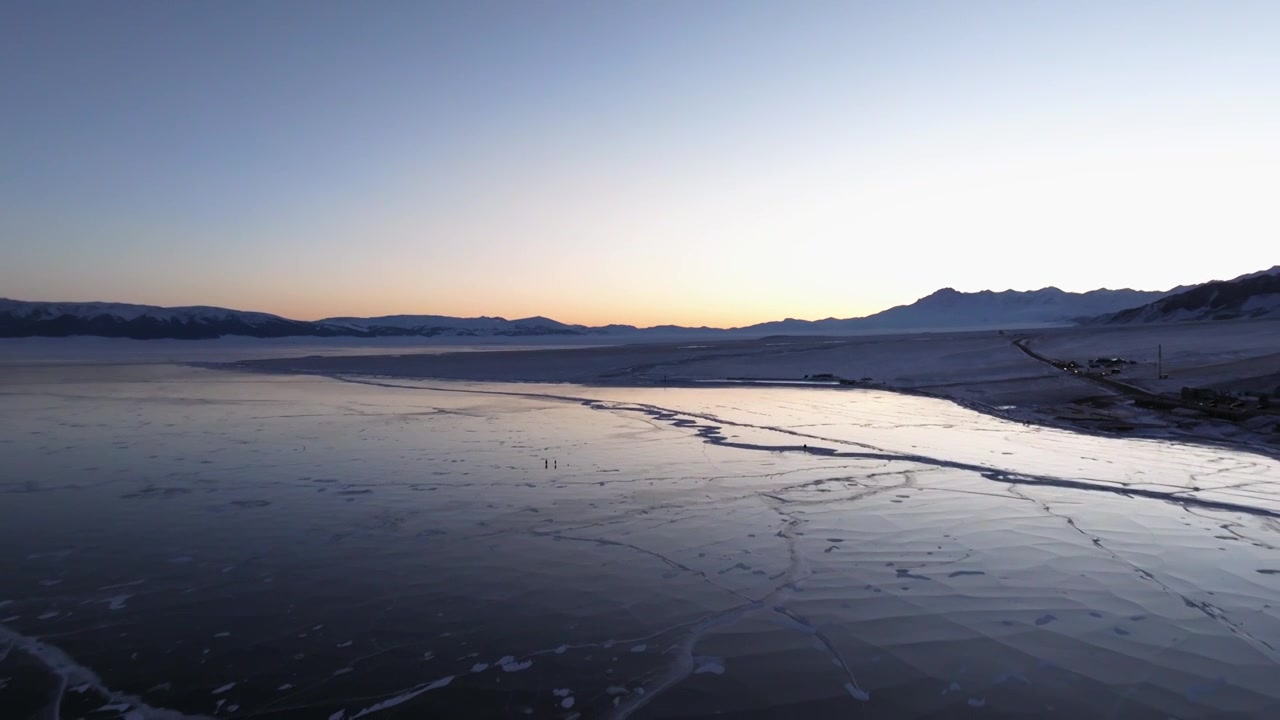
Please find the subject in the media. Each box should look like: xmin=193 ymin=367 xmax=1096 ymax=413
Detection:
xmin=0 ymin=623 xmax=210 ymax=719
xmin=531 ymin=530 xmax=757 ymax=603
xmin=293 ymin=375 xmax=1280 ymax=517
xmin=1013 ymin=490 xmax=1280 ymax=663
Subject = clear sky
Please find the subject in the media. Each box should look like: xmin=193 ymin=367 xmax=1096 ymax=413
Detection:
xmin=2 ymin=1 xmax=1277 ymax=327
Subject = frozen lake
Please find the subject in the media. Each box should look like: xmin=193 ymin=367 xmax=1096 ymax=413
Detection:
xmin=2 ymin=364 xmax=1280 ymax=718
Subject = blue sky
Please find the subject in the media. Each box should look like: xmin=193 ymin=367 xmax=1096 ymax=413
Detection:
xmin=2 ymin=1 xmax=1277 ymax=326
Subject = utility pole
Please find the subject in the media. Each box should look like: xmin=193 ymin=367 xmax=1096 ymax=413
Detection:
xmin=1157 ymin=344 xmax=1163 ymax=379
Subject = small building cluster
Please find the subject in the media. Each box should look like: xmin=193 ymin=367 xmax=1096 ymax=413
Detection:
xmin=1171 ymin=386 xmax=1275 ymax=422
xmin=1089 ymin=357 xmax=1137 ymax=369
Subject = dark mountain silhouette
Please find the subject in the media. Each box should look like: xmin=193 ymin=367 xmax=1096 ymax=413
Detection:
xmin=1092 ymin=267 xmax=1280 ymax=324
xmin=4 ymin=272 xmax=1263 ymax=341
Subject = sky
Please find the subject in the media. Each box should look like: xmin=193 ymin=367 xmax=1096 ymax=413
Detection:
xmin=2 ymin=1 xmax=1278 ymax=328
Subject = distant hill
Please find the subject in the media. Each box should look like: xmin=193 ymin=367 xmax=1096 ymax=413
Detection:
xmin=0 ymin=299 xmax=337 ymax=340
xmin=0 ymin=281 xmax=1204 ymax=341
xmin=0 ymin=300 xmax=604 ymax=340
xmin=319 ymin=313 xmax=588 ymax=337
xmin=1092 ymin=267 xmax=1280 ymax=324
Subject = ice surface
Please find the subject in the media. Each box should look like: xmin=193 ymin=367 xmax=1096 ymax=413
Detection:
xmin=0 ymin=335 xmax=612 ymax=365
xmin=2 ymin=364 xmax=1279 ymax=718
xmin=0 ymin=623 xmax=198 ymax=720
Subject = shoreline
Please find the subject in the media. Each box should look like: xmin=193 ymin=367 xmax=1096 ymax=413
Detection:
xmin=220 ymin=318 xmax=1280 ymax=461
xmin=11 ymin=323 xmax=1276 ymax=460
xmin=214 ymin=360 xmax=1280 ymax=462
xmin=914 ymin=387 xmax=1280 ymax=462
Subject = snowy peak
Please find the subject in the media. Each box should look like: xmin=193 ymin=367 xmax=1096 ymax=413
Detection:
xmin=1094 ymin=268 xmax=1280 ymax=324
xmin=847 ymin=286 xmax=1172 ymax=330
xmin=1232 ymin=265 xmax=1280 ymax=282
xmin=731 ymin=286 xmax=1172 ymax=335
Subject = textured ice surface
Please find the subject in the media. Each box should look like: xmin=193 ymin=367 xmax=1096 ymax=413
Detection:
xmin=1 ymin=365 xmax=1279 ymax=718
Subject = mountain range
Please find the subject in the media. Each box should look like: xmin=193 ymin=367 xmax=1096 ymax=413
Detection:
xmin=2 ymin=267 xmax=1275 ymax=341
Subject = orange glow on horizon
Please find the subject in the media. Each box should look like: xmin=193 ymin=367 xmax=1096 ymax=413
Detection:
xmin=275 ymin=300 xmax=886 ymax=330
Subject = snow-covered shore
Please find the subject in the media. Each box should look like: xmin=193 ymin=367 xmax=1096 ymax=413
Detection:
xmin=229 ymin=319 xmax=1280 ymax=457
xmin=5 ymin=320 xmax=1274 ymax=455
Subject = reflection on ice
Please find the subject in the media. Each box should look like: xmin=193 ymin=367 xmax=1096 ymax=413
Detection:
xmin=1 ymin=365 xmax=1278 ymax=718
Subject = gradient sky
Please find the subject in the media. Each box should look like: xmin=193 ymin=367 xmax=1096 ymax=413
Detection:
xmin=3 ymin=1 xmax=1277 ymax=327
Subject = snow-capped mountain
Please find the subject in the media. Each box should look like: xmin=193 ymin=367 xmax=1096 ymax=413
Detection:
xmin=1092 ymin=267 xmax=1280 ymax=324
xmin=859 ymin=286 xmax=1178 ymax=328
xmin=737 ymin=287 xmax=1175 ymax=334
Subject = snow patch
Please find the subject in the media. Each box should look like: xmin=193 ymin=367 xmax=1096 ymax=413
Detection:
xmin=693 ymin=656 xmax=726 ymax=675
xmin=351 ymin=675 xmax=454 ymax=718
